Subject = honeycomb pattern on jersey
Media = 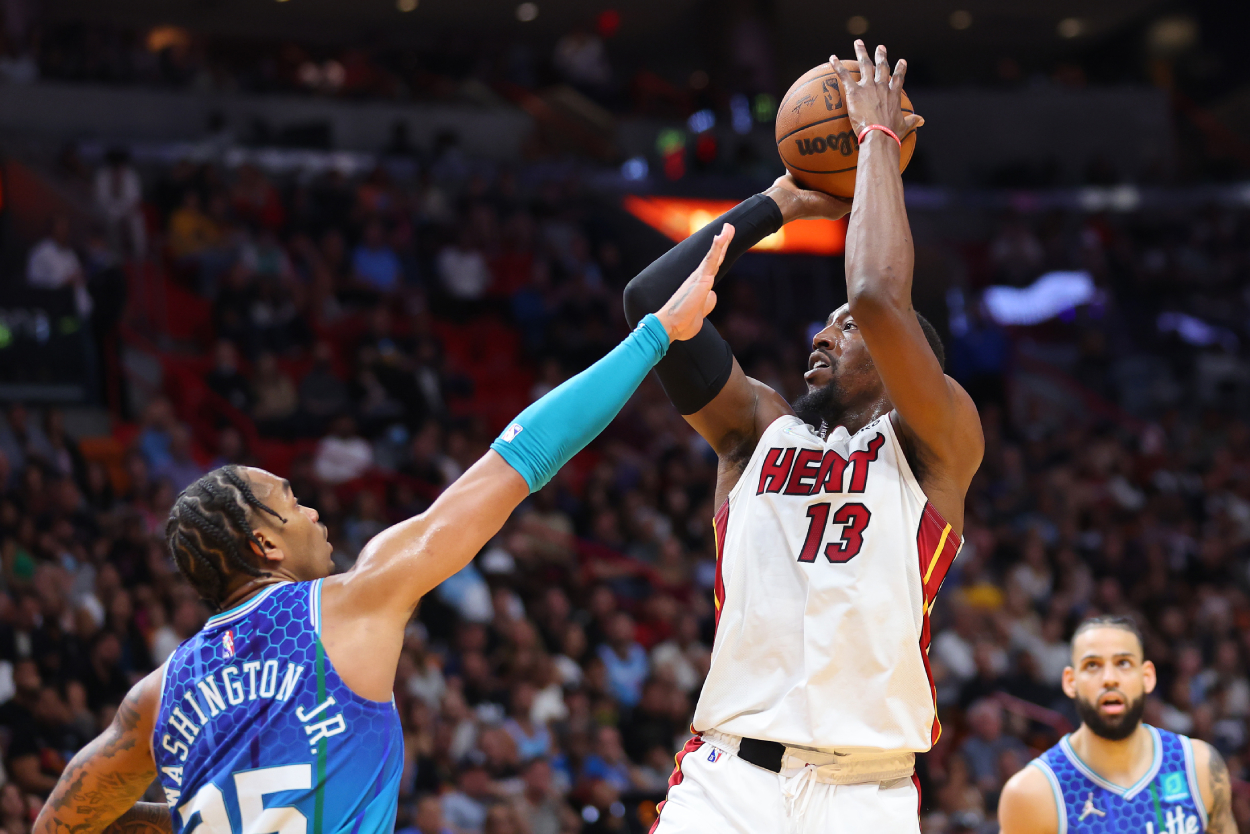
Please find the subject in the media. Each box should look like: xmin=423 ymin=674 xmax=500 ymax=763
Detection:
xmin=155 ymin=582 xmax=404 ymax=834
xmin=1036 ymin=726 xmax=1205 ymax=834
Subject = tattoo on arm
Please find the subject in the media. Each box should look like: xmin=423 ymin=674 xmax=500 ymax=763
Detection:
xmin=100 ymin=805 xmax=172 ymax=834
xmin=37 ymin=685 xmax=161 ymax=834
xmin=1207 ymin=746 xmax=1236 ymax=834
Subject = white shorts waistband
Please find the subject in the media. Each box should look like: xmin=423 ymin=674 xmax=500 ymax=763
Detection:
xmin=701 ymin=728 xmax=916 ymax=785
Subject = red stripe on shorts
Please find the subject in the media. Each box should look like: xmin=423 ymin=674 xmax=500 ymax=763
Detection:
xmin=649 ymin=734 xmax=705 ymax=834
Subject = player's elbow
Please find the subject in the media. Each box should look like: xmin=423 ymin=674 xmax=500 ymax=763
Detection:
xmin=846 ymin=281 xmax=906 ymax=320
xmin=622 ymin=279 xmax=653 ymax=328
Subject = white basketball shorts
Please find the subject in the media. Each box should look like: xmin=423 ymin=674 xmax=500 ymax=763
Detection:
xmin=651 ymin=733 xmax=921 ymax=834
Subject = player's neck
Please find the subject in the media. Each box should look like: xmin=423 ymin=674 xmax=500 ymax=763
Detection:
xmin=217 ymin=574 xmax=295 ymax=613
xmin=831 ymin=397 xmax=891 ymax=436
xmin=1068 ymin=723 xmax=1154 ymax=788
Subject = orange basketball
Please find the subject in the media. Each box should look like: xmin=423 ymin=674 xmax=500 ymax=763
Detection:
xmin=775 ymin=60 xmax=917 ymax=198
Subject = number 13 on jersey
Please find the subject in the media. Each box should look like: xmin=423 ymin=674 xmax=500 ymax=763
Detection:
xmin=798 ymin=501 xmax=871 ymax=563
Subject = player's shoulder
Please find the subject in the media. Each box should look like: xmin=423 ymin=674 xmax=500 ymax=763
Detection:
xmin=998 ymin=760 xmax=1061 ymax=834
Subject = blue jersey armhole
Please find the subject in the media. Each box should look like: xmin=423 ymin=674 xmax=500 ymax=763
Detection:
xmin=151 ymin=658 xmax=171 ymax=772
xmin=1031 ymin=759 xmax=1069 ymax=834
xmin=1180 ymin=735 xmax=1209 ymax=830
xmin=309 ymin=579 xmax=324 ymax=637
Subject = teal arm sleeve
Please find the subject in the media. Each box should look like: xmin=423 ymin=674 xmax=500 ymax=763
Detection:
xmin=491 ymin=314 xmax=670 ymax=492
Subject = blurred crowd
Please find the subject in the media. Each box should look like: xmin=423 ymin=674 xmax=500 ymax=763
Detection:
xmin=4 ymin=147 xmax=1250 ymax=834
xmin=7 ymin=19 xmax=723 ymax=122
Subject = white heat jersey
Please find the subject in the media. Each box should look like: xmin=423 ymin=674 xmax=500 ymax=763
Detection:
xmin=692 ymin=412 xmax=962 ymax=754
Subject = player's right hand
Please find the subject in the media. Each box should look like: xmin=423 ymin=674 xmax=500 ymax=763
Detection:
xmin=766 ymin=173 xmax=853 ymax=222
xmin=830 ymin=40 xmax=925 ymax=142
xmin=654 ymin=224 xmax=734 ymax=343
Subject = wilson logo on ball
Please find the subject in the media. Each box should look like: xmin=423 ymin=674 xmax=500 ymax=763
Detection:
xmin=794 ymin=132 xmax=858 ymax=157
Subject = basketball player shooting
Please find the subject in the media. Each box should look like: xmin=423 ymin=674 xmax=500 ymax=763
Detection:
xmin=624 ymin=41 xmax=983 ymax=832
xmin=999 ymin=616 xmax=1237 ymax=834
xmin=28 ymin=237 xmax=731 ymax=834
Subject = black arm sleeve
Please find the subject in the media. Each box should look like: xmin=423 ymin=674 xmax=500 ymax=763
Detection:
xmin=622 ymin=194 xmax=783 ymax=414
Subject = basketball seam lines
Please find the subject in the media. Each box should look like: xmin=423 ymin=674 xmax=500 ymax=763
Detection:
xmin=776 ymin=110 xmax=915 ymax=147
xmin=780 ymin=128 xmax=916 ymax=173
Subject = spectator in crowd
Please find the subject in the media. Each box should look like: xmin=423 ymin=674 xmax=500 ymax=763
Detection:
xmin=300 ymin=342 xmax=351 ymax=427
xmin=313 ymin=415 xmax=373 ymax=484
xmin=26 ymin=215 xmax=91 ymax=317
xmin=205 ymin=339 xmax=252 ymax=413
xmin=442 ymin=754 xmax=493 ymax=834
xmin=92 ymin=148 xmax=146 ymax=260
xmin=596 ymin=612 xmax=648 ymax=709
xmin=168 ymin=191 xmax=221 ymax=261
xmin=401 ymin=795 xmax=454 ymax=834
xmin=352 ymin=220 xmax=404 ymax=295
xmin=512 ymin=757 xmax=565 ymax=834
xmin=958 ymin=700 xmax=1026 ymax=801
xmin=251 ymin=352 xmax=300 ymax=433
xmin=151 ymin=425 xmax=206 ymax=494
xmin=436 ymin=228 xmax=492 ymax=307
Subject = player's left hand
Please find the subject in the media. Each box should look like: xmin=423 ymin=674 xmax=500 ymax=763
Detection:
xmin=654 ymin=224 xmax=734 ymax=342
xmin=766 ymin=173 xmax=853 ymax=222
xmin=830 ymin=41 xmax=925 ymax=141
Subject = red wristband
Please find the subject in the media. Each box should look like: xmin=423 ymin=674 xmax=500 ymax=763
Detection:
xmin=857 ymin=124 xmax=902 ymax=148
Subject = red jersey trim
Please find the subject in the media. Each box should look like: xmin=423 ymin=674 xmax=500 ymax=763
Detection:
xmin=649 ymin=733 xmax=704 ymax=833
xmin=916 ymin=501 xmax=962 ymax=746
xmin=712 ymin=501 xmax=729 ymax=629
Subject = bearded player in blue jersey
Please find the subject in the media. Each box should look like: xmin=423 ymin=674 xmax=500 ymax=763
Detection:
xmin=999 ymin=616 xmax=1238 ymax=834
xmin=30 ymin=227 xmax=735 ymax=834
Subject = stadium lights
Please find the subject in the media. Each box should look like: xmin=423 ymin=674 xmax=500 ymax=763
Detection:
xmin=950 ymin=10 xmax=972 ymax=30
xmin=846 ymin=15 xmax=869 ymax=35
xmin=516 ymin=3 xmax=538 ymax=22
xmin=1058 ymin=17 xmax=1084 ymax=38
xmin=1157 ymin=312 xmax=1239 ymax=351
xmin=623 ymin=196 xmax=846 ymax=255
xmin=982 ymin=271 xmax=1096 ymax=325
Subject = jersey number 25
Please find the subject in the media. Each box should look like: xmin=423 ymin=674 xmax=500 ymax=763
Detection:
xmin=179 ymin=764 xmax=311 ymax=834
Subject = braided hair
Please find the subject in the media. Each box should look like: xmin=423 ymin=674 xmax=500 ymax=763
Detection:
xmin=165 ymin=465 xmax=287 ymax=610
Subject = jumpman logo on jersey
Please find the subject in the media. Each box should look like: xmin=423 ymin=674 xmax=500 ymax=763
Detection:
xmin=1079 ymin=793 xmax=1106 ymax=821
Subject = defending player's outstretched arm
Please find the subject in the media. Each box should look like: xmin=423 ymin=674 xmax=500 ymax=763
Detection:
xmin=622 ymin=178 xmax=849 ymax=465
xmin=831 ymin=40 xmax=983 ymax=517
xmin=319 ymin=226 xmax=735 ymax=696
xmin=32 ymin=670 xmax=169 ymax=834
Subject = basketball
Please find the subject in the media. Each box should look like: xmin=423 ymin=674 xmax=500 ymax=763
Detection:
xmin=775 ymin=60 xmax=917 ymax=198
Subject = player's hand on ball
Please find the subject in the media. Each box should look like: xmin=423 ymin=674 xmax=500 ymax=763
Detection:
xmin=655 ymin=224 xmax=734 ymax=343
xmin=830 ymin=41 xmax=925 ymax=142
xmin=766 ymin=173 xmax=853 ymax=222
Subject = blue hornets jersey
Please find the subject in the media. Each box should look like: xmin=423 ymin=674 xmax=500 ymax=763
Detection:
xmin=1031 ymin=725 xmax=1207 ymax=834
xmin=154 ymin=581 xmax=404 ymax=834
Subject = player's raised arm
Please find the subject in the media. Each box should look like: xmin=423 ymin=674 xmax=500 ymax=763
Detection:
xmin=32 ymin=670 xmax=168 ymax=834
xmin=622 ymin=178 xmax=848 ymax=462
xmin=333 ymin=226 xmax=734 ymax=624
xmin=830 ymin=41 xmax=982 ymax=485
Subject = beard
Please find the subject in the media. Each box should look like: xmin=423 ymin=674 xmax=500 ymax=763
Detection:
xmin=791 ymin=380 xmax=847 ymax=431
xmin=1074 ymin=691 xmax=1146 ymax=741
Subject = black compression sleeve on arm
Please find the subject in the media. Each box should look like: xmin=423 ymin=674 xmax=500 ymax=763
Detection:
xmin=622 ymin=194 xmax=783 ymax=414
